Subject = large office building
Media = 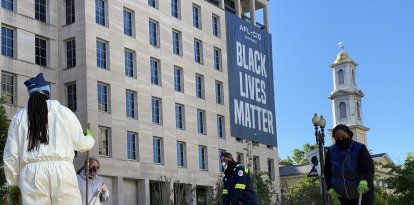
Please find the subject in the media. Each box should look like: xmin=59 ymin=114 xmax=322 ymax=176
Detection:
xmin=0 ymin=0 xmax=279 ymax=204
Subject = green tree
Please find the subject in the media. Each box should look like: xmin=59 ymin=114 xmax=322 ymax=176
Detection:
xmin=279 ymin=143 xmax=318 ymax=165
xmin=244 ymin=141 xmax=277 ymax=205
xmin=281 ymin=177 xmax=322 ymax=205
xmin=0 ymin=97 xmax=9 ymax=186
xmin=0 ymin=96 xmax=21 ymax=204
xmin=383 ymin=153 xmax=414 ymax=205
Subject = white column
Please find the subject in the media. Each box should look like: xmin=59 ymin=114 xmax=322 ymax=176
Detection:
xmin=235 ymin=0 xmax=242 ymax=17
xmin=250 ymin=0 xmax=256 ymax=25
xmin=112 ymin=176 xmax=123 ymax=205
xmin=264 ymin=5 xmax=269 ymax=31
xmin=138 ymin=179 xmax=150 ymax=205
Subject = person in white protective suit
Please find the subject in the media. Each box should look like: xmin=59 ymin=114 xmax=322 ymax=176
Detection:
xmin=77 ymin=157 xmax=110 ymax=205
xmin=3 ymin=73 xmax=95 ymax=205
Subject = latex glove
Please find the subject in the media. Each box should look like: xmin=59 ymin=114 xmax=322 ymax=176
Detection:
xmin=86 ymin=128 xmax=94 ymax=137
xmin=358 ymin=180 xmax=369 ymax=194
xmin=328 ymin=188 xmax=341 ymax=205
xmin=100 ymin=184 xmax=107 ymax=192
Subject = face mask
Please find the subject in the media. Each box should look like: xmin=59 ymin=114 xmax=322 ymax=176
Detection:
xmin=336 ymin=138 xmax=352 ymax=150
xmin=222 ymin=162 xmax=228 ymax=170
xmin=88 ymin=167 xmax=98 ymax=178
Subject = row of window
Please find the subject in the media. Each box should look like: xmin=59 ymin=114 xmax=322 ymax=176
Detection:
xmin=2 ymin=26 xmax=48 ymax=66
xmin=94 ymin=0 xmax=221 ymax=37
xmin=97 ymin=126 xmax=274 ymax=176
xmin=2 ymin=26 xmax=222 ymax=73
xmin=1 ymin=0 xmax=221 ymax=38
xmin=95 ymin=81 xmax=224 ymax=135
xmin=2 ymin=0 xmax=47 ymax=22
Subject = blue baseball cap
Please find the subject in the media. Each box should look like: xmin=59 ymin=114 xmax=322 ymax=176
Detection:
xmin=24 ymin=73 xmax=50 ymax=95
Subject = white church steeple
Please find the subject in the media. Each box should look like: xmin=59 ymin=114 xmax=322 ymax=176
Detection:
xmin=329 ymin=43 xmax=369 ymax=145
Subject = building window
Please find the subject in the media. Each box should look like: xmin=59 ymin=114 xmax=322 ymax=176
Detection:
xmin=150 ymin=58 xmax=160 ymax=85
xmin=123 ymin=9 xmax=133 ymax=36
xmin=217 ymin=115 xmax=224 ymax=138
xmin=171 ymin=0 xmax=179 ymax=18
xmin=174 ymin=66 xmax=183 ymax=92
xmin=212 ymin=15 xmax=220 ymax=37
xmin=99 ymin=126 xmax=110 ymax=157
xmin=237 ymin=152 xmax=244 ymax=165
xmin=175 ymin=103 xmax=184 ymax=129
xmin=196 ymin=186 xmax=208 ymax=205
xmin=267 ymin=159 xmax=275 ymax=180
xmin=357 ymin=102 xmax=361 ymax=119
xmin=352 ymin=69 xmax=356 ymax=86
xmin=97 ymin=83 xmax=109 ymax=112
xmin=66 ymin=39 xmax=76 ymax=68
xmin=153 ymin=137 xmax=163 ymax=164
xmin=1 ymin=27 xmax=13 ymax=57
xmin=96 ymin=40 xmax=107 ymax=69
xmin=195 ymin=74 xmax=204 ymax=99
xmin=172 ymin=30 xmax=181 ymax=55
xmin=66 ymin=0 xmax=75 ymax=24
xmin=1 ymin=72 xmax=14 ymax=104
xmin=1 ymin=0 xmax=13 ymax=11
xmin=197 ymin=109 xmax=206 ymax=134
xmin=127 ymin=132 xmax=137 ymax=160
xmin=253 ymin=156 xmax=259 ymax=172
xmin=215 ymin=81 xmax=223 ymax=104
xmin=35 ymin=37 xmax=47 ymax=66
xmin=199 ymin=145 xmax=207 ymax=170
xmin=214 ymin=48 xmax=221 ymax=70
xmin=194 ymin=39 xmax=202 ymax=63
xmin=152 ymin=97 xmax=161 ymax=124
xmin=35 ymin=0 xmax=47 ymax=22
xmin=338 ymin=70 xmax=344 ymax=84
xmin=192 ymin=5 xmax=201 ymax=29
xmin=66 ymin=82 xmax=77 ymax=111
xmin=177 ymin=141 xmax=186 ymax=167
xmin=339 ymin=102 xmax=347 ymax=118
xmin=95 ymin=0 xmax=105 ymax=26
xmin=219 ymin=149 xmax=226 ymax=172
xmin=149 ymin=20 xmax=158 ymax=47
xmin=126 ymin=90 xmax=136 ymax=118
xmin=124 ymin=49 xmax=134 ymax=77
xmin=148 ymin=0 xmax=157 ymax=9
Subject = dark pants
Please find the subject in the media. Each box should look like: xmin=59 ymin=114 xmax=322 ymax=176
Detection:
xmin=338 ymin=189 xmax=374 ymax=205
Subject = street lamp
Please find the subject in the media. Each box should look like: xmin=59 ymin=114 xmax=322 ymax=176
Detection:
xmin=312 ymin=113 xmax=327 ymax=205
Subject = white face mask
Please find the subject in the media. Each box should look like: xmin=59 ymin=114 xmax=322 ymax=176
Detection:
xmin=222 ymin=162 xmax=228 ymax=170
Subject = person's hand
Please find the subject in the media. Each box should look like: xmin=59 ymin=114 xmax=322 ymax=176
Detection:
xmin=100 ymin=184 xmax=107 ymax=192
xmin=358 ymin=180 xmax=369 ymax=194
xmin=328 ymin=188 xmax=341 ymax=205
xmin=86 ymin=128 xmax=94 ymax=138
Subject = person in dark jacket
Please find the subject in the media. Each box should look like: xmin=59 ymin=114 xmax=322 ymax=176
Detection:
xmin=220 ymin=152 xmax=259 ymax=205
xmin=324 ymin=124 xmax=374 ymax=205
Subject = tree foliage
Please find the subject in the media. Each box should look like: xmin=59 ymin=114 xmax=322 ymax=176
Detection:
xmin=0 ymin=96 xmax=16 ymax=204
xmin=279 ymin=143 xmax=318 ymax=165
xmin=383 ymin=153 xmax=414 ymax=205
xmin=281 ymin=177 xmax=323 ymax=205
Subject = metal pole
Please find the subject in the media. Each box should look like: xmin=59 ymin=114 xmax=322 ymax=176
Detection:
xmin=318 ymin=127 xmax=327 ymax=205
xmin=85 ymin=123 xmax=90 ymax=204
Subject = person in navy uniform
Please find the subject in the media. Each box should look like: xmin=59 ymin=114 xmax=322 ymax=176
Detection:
xmin=220 ymin=152 xmax=259 ymax=205
xmin=324 ymin=124 xmax=374 ymax=205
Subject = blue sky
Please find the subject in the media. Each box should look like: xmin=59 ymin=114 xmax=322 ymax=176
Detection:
xmin=269 ymin=1 xmax=414 ymax=164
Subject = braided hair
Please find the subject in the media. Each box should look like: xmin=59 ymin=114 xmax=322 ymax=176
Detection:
xmin=27 ymin=91 xmax=50 ymax=151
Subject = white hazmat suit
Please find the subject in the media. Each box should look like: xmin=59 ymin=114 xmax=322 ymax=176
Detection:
xmin=3 ymin=100 xmax=95 ymax=205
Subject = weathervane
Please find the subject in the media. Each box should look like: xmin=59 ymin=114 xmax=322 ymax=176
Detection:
xmin=338 ymin=42 xmax=345 ymax=51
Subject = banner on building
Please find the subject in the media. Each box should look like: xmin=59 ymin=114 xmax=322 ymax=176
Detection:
xmin=225 ymin=12 xmax=277 ymax=146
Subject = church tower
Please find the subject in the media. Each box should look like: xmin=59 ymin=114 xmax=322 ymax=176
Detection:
xmin=329 ymin=43 xmax=369 ymax=145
